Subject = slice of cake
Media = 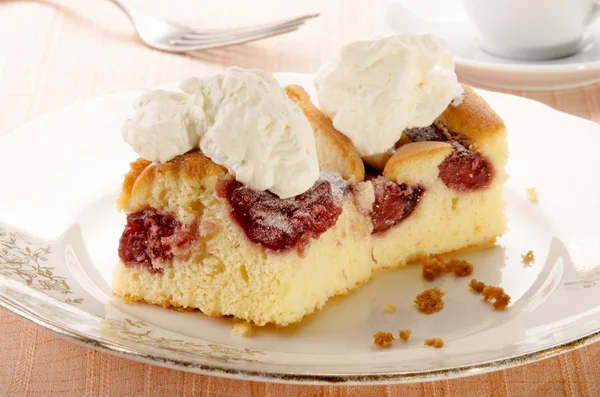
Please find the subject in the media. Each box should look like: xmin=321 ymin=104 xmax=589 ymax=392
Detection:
xmin=313 ymin=34 xmax=507 ymax=270
xmin=114 ymin=153 xmax=375 ymax=326
xmin=113 ymin=34 xmax=508 ymax=326
xmin=114 ymin=67 xmax=376 ymax=326
xmin=371 ymin=85 xmax=507 ymax=269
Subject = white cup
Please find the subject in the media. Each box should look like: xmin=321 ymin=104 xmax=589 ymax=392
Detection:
xmin=464 ymin=0 xmax=600 ymax=60
xmin=387 ymin=0 xmax=600 ymax=61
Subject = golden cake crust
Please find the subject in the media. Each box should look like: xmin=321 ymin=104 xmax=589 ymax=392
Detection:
xmin=285 ymin=84 xmax=365 ymax=182
xmin=353 ymin=85 xmax=505 ymax=171
xmin=118 ymin=158 xmax=152 ymax=211
xmin=436 ymin=85 xmax=505 ymax=144
xmin=382 ymin=85 xmax=506 ymax=183
xmin=117 ymin=150 xmax=227 ymax=213
xmin=383 ymin=141 xmax=452 ymax=180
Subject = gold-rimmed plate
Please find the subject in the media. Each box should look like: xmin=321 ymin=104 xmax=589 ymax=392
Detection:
xmin=1 ymin=73 xmax=599 ymax=384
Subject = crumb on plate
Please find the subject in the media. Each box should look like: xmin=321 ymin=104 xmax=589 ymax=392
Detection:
xmin=414 ymin=287 xmax=445 ymax=314
xmin=526 ymin=187 xmax=539 ymax=203
xmin=382 ymin=304 xmax=397 ymax=314
xmin=469 ymin=279 xmax=486 ymax=293
xmin=231 ymin=322 xmax=253 ymax=337
xmin=421 ymin=255 xmax=473 ymax=281
xmin=521 ymin=250 xmax=535 ymax=264
xmin=482 ymin=286 xmax=511 ymax=310
xmin=446 ymin=258 xmax=474 ymax=277
xmin=470 ymin=279 xmax=511 ymax=310
xmin=373 ymin=331 xmax=395 ymax=347
xmin=399 ymin=329 xmax=412 ymax=341
xmin=424 ymin=337 xmax=444 ymax=348
xmin=421 ymin=255 xmax=446 ymax=281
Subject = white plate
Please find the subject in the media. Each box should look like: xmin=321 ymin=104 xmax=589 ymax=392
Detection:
xmin=1 ymin=73 xmax=600 ymax=385
xmin=384 ymin=0 xmax=600 ymax=91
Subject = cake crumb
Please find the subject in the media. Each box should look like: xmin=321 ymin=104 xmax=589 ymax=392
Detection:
xmin=231 ymin=322 xmax=253 ymax=337
xmin=373 ymin=331 xmax=395 ymax=347
xmin=399 ymin=329 xmax=412 ymax=341
xmin=424 ymin=337 xmax=444 ymax=348
xmin=421 ymin=255 xmax=473 ymax=281
xmin=446 ymin=258 xmax=474 ymax=277
xmin=414 ymin=287 xmax=445 ymax=314
xmin=382 ymin=304 xmax=397 ymax=314
xmin=521 ymin=250 xmax=535 ymax=264
xmin=470 ymin=279 xmax=511 ymax=310
xmin=469 ymin=279 xmax=486 ymax=293
xmin=526 ymin=187 xmax=539 ymax=203
xmin=482 ymin=286 xmax=511 ymax=310
xmin=421 ymin=255 xmax=447 ymax=281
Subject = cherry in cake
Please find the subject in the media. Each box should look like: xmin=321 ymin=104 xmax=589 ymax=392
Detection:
xmin=404 ymin=125 xmax=493 ymax=192
xmin=370 ymin=177 xmax=424 ymax=234
xmin=119 ymin=209 xmax=196 ymax=270
xmin=218 ymin=174 xmax=347 ymax=253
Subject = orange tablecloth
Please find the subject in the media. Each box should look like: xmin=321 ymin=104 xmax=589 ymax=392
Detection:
xmin=1 ymin=1 xmax=599 ymax=395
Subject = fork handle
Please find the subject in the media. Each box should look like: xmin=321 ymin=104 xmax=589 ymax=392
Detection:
xmin=105 ymin=0 xmax=138 ymax=16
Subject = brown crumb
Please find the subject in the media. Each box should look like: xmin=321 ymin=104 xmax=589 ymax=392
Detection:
xmin=446 ymin=258 xmax=474 ymax=277
xmin=421 ymin=255 xmax=446 ymax=281
xmin=470 ymin=279 xmax=511 ymax=310
xmin=481 ymin=286 xmax=503 ymax=302
xmin=231 ymin=322 xmax=253 ymax=337
xmin=521 ymin=250 xmax=535 ymax=264
xmin=526 ymin=187 xmax=539 ymax=203
xmin=382 ymin=304 xmax=397 ymax=314
xmin=469 ymin=279 xmax=486 ymax=293
xmin=482 ymin=286 xmax=511 ymax=310
xmin=399 ymin=329 xmax=412 ymax=341
xmin=424 ymin=337 xmax=444 ymax=348
xmin=414 ymin=287 xmax=445 ymax=314
xmin=422 ymin=255 xmax=474 ymax=281
xmin=493 ymin=294 xmax=511 ymax=310
xmin=373 ymin=331 xmax=395 ymax=347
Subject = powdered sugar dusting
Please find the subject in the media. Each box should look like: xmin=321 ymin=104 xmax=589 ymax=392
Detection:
xmin=318 ymin=171 xmax=350 ymax=204
xmin=403 ymin=126 xmax=444 ymax=142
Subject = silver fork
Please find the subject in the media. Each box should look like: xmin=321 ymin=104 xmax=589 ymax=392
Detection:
xmin=106 ymin=0 xmax=318 ymax=52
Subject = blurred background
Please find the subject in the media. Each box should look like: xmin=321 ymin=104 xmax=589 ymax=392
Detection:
xmin=1 ymin=0 xmax=596 ymax=140
xmin=0 ymin=0 xmax=387 ymax=136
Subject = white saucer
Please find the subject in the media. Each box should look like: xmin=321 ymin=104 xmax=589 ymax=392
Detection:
xmin=384 ymin=0 xmax=600 ymax=91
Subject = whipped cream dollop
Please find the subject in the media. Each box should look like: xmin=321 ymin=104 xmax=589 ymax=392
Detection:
xmin=122 ymin=67 xmax=319 ymax=199
xmin=315 ymin=34 xmax=464 ymax=158
xmin=122 ymin=91 xmax=206 ymax=163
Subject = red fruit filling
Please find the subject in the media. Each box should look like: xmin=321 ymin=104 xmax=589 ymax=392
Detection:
xmin=220 ymin=173 xmax=348 ymax=252
xmin=371 ymin=177 xmax=424 ymax=234
xmin=405 ymin=125 xmax=492 ymax=192
xmin=118 ymin=208 xmax=195 ymax=270
xmin=438 ymin=143 xmax=492 ymax=192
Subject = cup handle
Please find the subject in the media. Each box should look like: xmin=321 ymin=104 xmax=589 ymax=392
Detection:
xmin=385 ymin=0 xmax=468 ymax=37
xmin=585 ymin=1 xmax=600 ymax=26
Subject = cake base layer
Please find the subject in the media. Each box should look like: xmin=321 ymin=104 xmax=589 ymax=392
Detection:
xmin=113 ymin=193 xmax=376 ymax=327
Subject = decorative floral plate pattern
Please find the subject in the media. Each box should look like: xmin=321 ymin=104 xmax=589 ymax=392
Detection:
xmin=0 ymin=73 xmax=599 ymax=384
